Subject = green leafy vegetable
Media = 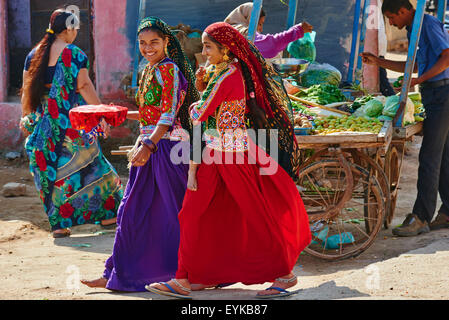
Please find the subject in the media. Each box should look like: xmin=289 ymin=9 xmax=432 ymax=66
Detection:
xmin=295 ymin=84 xmax=347 ymax=105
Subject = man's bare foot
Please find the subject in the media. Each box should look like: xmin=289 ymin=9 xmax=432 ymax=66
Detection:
xmin=80 ymin=277 xmax=108 ymax=288
xmin=187 ymin=171 xmax=198 ymax=191
xmin=256 ymin=273 xmax=297 ymax=297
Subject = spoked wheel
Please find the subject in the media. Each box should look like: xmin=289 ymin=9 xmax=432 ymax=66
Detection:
xmin=297 ymin=157 xmax=385 ymax=261
xmin=346 ymin=149 xmax=391 ymax=231
xmin=383 ymin=145 xmax=403 ymax=228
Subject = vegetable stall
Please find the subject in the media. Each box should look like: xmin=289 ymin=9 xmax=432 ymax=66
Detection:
xmin=247 ymin=0 xmax=436 ymax=261
xmin=285 ymin=82 xmax=423 ymax=261
xmin=114 ymin=0 xmax=439 ymax=261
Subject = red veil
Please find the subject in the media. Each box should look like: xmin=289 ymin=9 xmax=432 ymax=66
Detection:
xmin=204 ymin=22 xmax=299 ymax=178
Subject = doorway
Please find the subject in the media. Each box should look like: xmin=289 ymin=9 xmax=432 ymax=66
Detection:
xmin=7 ymin=0 xmax=95 ymax=99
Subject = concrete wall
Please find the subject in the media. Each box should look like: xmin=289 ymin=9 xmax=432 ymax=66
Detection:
xmin=7 ymin=0 xmax=31 ymax=93
xmin=363 ymin=0 xmax=380 ymax=92
xmin=7 ymin=0 xmax=31 ymax=49
xmin=0 ymin=1 xmax=24 ymax=154
xmin=0 ymin=103 xmax=23 ymax=152
xmin=0 ymin=0 xmax=8 ymax=102
xmin=92 ymin=0 xmax=134 ymax=102
xmin=295 ymin=0 xmax=357 ymax=79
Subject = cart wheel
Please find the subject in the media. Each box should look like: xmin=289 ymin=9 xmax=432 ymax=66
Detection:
xmin=347 ymin=150 xmax=391 ymax=231
xmin=305 ymin=148 xmax=390 ymax=230
xmin=297 ymin=159 xmax=385 ymax=261
xmin=384 ymin=145 xmax=403 ymax=228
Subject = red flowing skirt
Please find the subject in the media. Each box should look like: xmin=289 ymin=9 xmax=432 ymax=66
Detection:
xmin=176 ymin=143 xmax=311 ymax=285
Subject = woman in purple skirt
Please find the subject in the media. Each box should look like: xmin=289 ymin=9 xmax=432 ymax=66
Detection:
xmin=81 ymin=17 xmax=199 ymax=292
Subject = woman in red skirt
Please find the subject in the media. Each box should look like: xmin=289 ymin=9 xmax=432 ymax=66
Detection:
xmin=146 ymin=22 xmax=311 ymax=299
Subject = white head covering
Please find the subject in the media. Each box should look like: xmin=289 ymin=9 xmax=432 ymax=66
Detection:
xmin=224 ymin=2 xmax=255 ymax=37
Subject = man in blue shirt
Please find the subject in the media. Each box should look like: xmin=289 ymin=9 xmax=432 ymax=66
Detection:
xmin=361 ymin=0 xmax=449 ymax=236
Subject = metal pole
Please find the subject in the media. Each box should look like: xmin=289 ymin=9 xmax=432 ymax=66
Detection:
xmin=247 ymin=0 xmax=263 ymax=42
xmin=355 ymin=0 xmax=370 ymax=84
xmin=437 ymin=0 xmax=447 ymax=22
xmin=286 ymin=0 xmax=299 ymax=29
xmin=347 ymin=0 xmax=365 ymax=83
xmin=131 ymin=0 xmax=147 ymax=89
xmin=393 ymin=0 xmax=426 ymax=127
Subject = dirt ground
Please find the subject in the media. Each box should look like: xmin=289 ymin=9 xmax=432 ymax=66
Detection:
xmin=1 ymin=134 xmax=448 ymax=301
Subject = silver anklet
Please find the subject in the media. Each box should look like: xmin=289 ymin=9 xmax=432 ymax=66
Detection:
xmin=275 ymin=275 xmax=297 ymax=283
xmin=172 ymin=278 xmax=192 ymax=293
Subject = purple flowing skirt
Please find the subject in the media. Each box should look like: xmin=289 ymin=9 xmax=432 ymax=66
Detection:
xmin=103 ymin=139 xmax=189 ymax=291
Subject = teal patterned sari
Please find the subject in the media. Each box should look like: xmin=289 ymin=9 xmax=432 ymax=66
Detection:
xmin=23 ymin=44 xmax=123 ymax=231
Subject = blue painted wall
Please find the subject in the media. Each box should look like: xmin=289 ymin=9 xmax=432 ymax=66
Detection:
xmin=126 ymin=0 xmax=356 ymax=77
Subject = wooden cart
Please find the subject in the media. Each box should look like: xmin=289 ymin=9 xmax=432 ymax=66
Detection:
xmin=294 ymin=121 xmax=422 ymax=261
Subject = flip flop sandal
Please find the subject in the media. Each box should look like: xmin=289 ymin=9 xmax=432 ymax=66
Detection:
xmin=52 ymin=229 xmax=71 ymax=238
xmin=100 ymin=223 xmax=117 ymax=230
xmin=145 ymin=280 xmax=193 ymax=300
xmin=255 ymin=286 xmax=300 ymax=299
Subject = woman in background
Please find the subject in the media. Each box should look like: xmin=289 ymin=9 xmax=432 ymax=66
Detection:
xmin=224 ymin=2 xmax=313 ymax=60
xmin=20 ymin=9 xmax=122 ymax=238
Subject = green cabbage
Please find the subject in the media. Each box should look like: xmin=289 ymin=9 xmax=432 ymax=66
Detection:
xmin=299 ymin=62 xmax=342 ymax=87
xmin=363 ymin=99 xmax=384 ymax=117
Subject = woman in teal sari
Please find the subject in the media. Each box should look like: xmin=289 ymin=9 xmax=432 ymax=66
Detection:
xmin=20 ymin=9 xmax=123 ymax=238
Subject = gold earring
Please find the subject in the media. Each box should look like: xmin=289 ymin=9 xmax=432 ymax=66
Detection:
xmin=164 ymin=45 xmax=169 ymax=56
xmin=223 ymin=50 xmax=230 ymax=62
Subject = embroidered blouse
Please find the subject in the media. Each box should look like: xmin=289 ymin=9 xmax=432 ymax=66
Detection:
xmin=190 ymin=62 xmax=249 ymax=152
xmin=136 ymin=57 xmax=187 ymax=139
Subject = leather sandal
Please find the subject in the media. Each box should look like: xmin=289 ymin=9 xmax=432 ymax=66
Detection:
xmin=52 ymin=228 xmax=71 ymax=238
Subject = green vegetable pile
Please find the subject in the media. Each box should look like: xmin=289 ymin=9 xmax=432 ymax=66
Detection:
xmin=291 ymin=101 xmax=317 ymax=118
xmin=393 ymin=76 xmax=403 ymax=88
xmin=298 ymin=62 xmax=342 ymax=87
xmin=349 ymin=95 xmax=374 ymax=111
xmin=352 ymin=99 xmax=384 ymax=119
xmin=313 ymin=115 xmax=383 ymax=135
xmin=295 ymin=84 xmax=347 ymax=105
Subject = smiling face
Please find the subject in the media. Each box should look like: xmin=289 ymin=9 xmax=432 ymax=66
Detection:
xmin=138 ymin=29 xmax=168 ymax=65
xmin=201 ymin=33 xmax=227 ymax=65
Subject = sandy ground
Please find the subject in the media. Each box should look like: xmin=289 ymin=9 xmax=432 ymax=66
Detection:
xmin=1 ymin=134 xmax=448 ymax=301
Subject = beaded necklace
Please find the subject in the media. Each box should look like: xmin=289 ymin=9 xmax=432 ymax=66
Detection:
xmin=201 ymin=60 xmax=233 ymax=131
xmin=137 ymin=56 xmax=167 ymax=108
